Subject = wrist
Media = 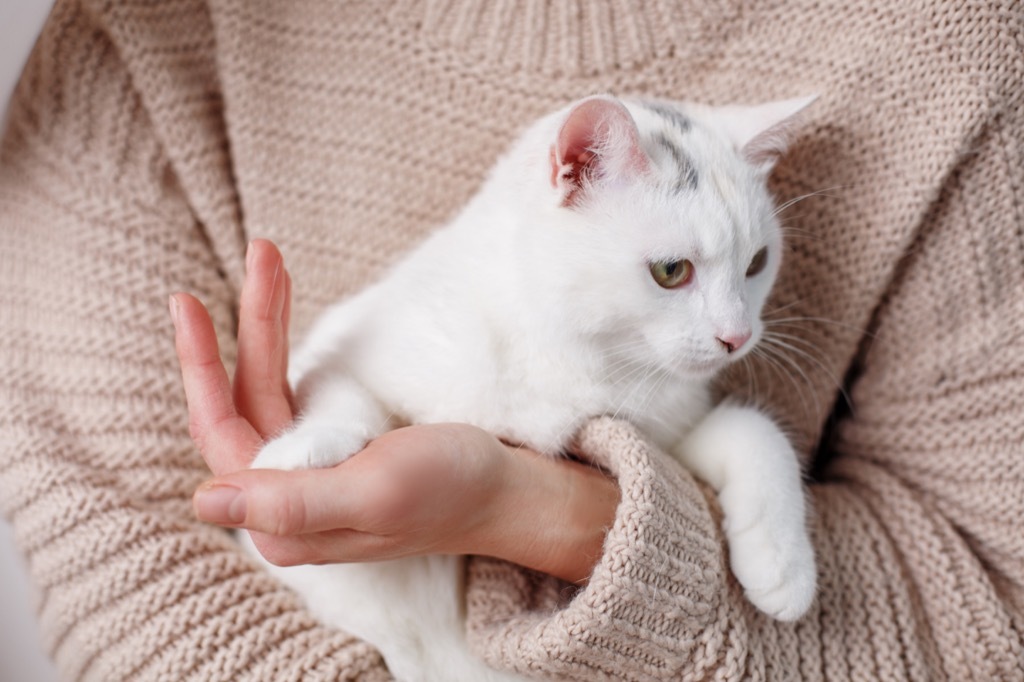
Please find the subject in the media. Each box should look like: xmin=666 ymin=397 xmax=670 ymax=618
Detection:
xmin=479 ymin=446 xmax=620 ymax=584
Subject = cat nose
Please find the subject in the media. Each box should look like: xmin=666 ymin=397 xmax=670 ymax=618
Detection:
xmin=716 ymin=330 xmax=752 ymax=354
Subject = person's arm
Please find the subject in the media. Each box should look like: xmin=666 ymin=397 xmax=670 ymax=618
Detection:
xmin=0 ymin=4 xmax=391 ymax=680
xmin=177 ymin=241 xmax=620 ymax=586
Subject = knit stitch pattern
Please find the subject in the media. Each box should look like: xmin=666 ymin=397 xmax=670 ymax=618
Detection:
xmin=1 ymin=0 xmax=1022 ymax=680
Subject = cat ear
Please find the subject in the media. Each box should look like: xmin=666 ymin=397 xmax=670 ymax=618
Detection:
xmin=715 ymin=95 xmax=818 ymax=170
xmin=550 ymin=95 xmax=649 ymax=207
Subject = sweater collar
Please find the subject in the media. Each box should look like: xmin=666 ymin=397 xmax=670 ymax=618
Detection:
xmin=384 ymin=0 xmax=744 ymax=77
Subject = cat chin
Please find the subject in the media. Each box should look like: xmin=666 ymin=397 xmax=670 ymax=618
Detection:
xmin=672 ymin=362 xmax=726 ymax=381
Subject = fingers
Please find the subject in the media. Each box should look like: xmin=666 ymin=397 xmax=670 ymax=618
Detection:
xmin=193 ymin=465 xmax=412 ymax=566
xmin=171 ymin=293 xmax=262 ymax=475
xmin=234 ymin=239 xmax=294 ymax=437
xmin=193 ymin=466 xmax=367 ymax=535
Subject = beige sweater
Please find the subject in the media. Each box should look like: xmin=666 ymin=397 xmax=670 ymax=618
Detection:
xmin=1 ymin=0 xmax=1022 ymax=679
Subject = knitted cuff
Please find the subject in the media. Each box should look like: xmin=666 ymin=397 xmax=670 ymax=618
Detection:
xmin=465 ymin=417 xmax=739 ymax=681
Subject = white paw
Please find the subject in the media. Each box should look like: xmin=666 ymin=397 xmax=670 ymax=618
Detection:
xmin=720 ymin=481 xmax=817 ymax=621
xmin=251 ymin=426 xmax=367 ymax=470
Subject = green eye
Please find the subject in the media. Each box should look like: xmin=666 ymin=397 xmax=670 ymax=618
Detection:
xmin=746 ymin=247 xmax=769 ymax=278
xmin=650 ymin=259 xmax=694 ymax=288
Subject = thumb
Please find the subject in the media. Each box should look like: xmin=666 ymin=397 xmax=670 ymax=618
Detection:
xmin=192 ymin=467 xmax=364 ymax=535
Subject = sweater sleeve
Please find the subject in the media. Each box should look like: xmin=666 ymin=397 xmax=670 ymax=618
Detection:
xmin=0 ymin=2 xmax=391 ymax=680
xmin=463 ymin=56 xmax=1024 ymax=682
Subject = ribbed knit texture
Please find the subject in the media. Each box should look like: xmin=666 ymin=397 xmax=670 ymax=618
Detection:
xmin=0 ymin=0 xmax=1021 ymax=679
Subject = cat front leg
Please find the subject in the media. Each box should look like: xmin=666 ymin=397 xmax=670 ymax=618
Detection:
xmin=251 ymin=372 xmax=392 ymax=471
xmin=673 ymin=404 xmax=817 ymax=621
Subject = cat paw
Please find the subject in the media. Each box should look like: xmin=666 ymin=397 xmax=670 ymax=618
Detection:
xmin=251 ymin=426 xmax=367 ymax=470
xmin=720 ymin=481 xmax=817 ymax=621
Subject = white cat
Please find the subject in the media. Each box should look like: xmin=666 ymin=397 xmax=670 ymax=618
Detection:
xmin=247 ymin=94 xmax=818 ymax=681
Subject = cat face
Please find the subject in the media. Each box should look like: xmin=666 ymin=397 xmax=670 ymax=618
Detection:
xmin=541 ymin=95 xmax=812 ymax=380
xmin=578 ymin=164 xmax=780 ymax=379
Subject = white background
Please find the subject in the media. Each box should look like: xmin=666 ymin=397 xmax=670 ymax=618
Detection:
xmin=2 ymin=1 xmax=63 ymax=681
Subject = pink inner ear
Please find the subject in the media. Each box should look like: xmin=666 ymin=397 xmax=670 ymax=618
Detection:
xmin=551 ymin=96 xmax=647 ymax=206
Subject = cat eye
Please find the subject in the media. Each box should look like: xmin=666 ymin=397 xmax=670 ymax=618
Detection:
xmin=746 ymin=247 xmax=769 ymax=278
xmin=650 ymin=259 xmax=694 ymax=289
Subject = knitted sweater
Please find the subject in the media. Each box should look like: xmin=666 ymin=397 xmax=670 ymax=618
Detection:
xmin=1 ymin=0 xmax=1022 ymax=679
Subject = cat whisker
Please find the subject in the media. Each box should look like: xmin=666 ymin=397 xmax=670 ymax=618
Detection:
xmin=763 ymin=328 xmax=831 ymax=351
xmin=600 ymin=356 xmax=638 ymax=383
xmin=740 ymin=354 xmax=760 ymax=404
xmin=546 ymin=361 xmax=669 ymax=457
xmin=765 ymin=315 xmax=876 ymax=340
xmin=590 ymin=361 xmax=661 ymax=437
xmin=603 ymin=354 xmax=657 ymax=389
xmin=629 ymin=361 xmax=677 ymax=439
xmin=779 ymin=225 xmax=822 ymax=242
xmin=597 ymin=346 xmax=655 ymax=377
xmin=762 ymin=329 xmax=848 ymax=389
xmin=597 ymin=337 xmax=655 ymax=358
xmin=608 ymin=359 xmax=662 ymax=425
xmin=771 ymin=185 xmax=846 ymax=218
xmin=760 ymin=332 xmax=853 ymax=416
xmin=762 ymin=299 xmax=807 ymax=317
xmin=750 ymin=345 xmax=818 ymax=418
xmin=638 ymin=362 xmax=674 ymax=415
xmin=599 ymin=344 xmax=651 ymax=368
xmin=374 ymin=409 xmax=400 ymax=436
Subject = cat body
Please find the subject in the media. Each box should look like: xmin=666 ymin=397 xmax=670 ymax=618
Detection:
xmin=249 ymin=94 xmax=818 ymax=681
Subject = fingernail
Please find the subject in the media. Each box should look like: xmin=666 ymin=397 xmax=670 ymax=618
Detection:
xmin=194 ymin=484 xmax=247 ymax=525
xmin=168 ymin=294 xmax=180 ymax=327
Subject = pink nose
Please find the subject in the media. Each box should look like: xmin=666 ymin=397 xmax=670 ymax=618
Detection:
xmin=716 ymin=330 xmax=752 ymax=354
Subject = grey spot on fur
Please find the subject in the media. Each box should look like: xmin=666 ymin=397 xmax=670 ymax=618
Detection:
xmin=644 ymin=101 xmax=692 ymax=133
xmin=655 ymin=132 xmax=699 ymax=192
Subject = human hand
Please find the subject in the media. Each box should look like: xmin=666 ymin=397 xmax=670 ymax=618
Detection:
xmin=171 ymin=239 xmax=619 ymax=583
